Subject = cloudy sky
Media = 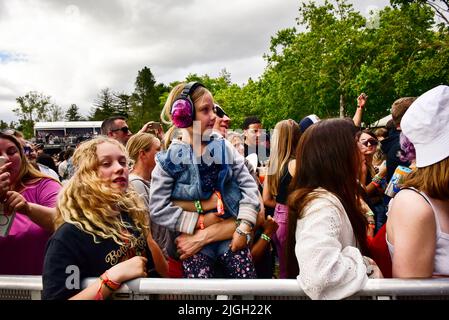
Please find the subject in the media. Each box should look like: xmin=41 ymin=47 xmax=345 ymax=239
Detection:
xmin=0 ymin=0 xmax=389 ymax=123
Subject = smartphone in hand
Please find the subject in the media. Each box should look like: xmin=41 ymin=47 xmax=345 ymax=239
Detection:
xmin=147 ymin=122 xmax=162 ymax=132
xmin=0 ymin=156 xmax=15 ymax=237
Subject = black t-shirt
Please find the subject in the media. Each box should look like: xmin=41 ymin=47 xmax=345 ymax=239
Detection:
xmin=42 ymin=213 xmax=158 ymax=300
xmin=276 ymin=165 xmax=293 ymax=205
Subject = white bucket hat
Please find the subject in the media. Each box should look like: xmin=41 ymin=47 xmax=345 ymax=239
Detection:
xmin=401 ymin=85 xmax=449 ymax=168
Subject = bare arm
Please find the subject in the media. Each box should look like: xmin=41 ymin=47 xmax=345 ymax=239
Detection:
xmin=4 ymin=191 xmax=56 ymax=232
xmin=147 ymin=234 xmax=169 ymax=277
xmin=353 ymin=93 xmax=367 ymax=128
xmin=173 ymin=193 xmax=218 ymax=212
xmin=365 ymin=164 xmax=387 ymax=196
xmin=262 ymin=177 xmax=276 ymax=209
xmin=387 ymin=190 xmax=436 ymax=278
xmin=69 ymin=256 xmax=148 ymax=300
xmin=176 ymin=219 xmax=236 ymax=260
xmin=251 ymin=215 xmax=278 ymax=264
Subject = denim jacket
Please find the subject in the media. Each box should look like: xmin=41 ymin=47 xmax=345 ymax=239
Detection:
xmin=149 ymin=135 xmax=259 ymax=259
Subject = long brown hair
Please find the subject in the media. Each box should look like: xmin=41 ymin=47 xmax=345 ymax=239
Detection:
xmin=286 ymin=118 xmax=368 ymax=278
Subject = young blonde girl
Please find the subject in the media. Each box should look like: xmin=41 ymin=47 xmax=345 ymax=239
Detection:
xmin=43 ymin=137 xmax=161 ymax=300
xmin=149 ymin=82 xmax=260 ymax=278
xmin=262 ymin=119 xmax=301 ymax=278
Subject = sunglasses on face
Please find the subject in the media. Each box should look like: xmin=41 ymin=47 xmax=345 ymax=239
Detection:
xmin=111 ymin=126 xmax=129 ymax=134
xmin=213 ymin=104 xmax=228 ymax=118
xmin=361 ymin=139 xmax=378 ymax=147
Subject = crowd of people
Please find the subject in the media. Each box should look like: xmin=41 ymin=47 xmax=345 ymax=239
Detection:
xmin=0 ymin=83 xmax=448 ymax=300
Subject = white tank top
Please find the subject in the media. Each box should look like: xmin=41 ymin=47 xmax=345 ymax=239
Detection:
xmin=387 ymin=188 xmax=449 ymax=276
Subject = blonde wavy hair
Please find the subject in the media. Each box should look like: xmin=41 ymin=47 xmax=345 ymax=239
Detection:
xmin=55 ymin=136 xmax=149 ymax=247
xmin=266 ymin=119 xmax=301 ymax=197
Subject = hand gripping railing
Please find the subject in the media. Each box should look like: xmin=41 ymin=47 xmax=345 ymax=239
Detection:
xmin=1 ymin=276 xmax=449 ymax=300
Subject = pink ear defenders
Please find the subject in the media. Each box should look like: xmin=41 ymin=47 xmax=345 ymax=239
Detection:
xmin=170 ymin=82 xmax=205 ymax=128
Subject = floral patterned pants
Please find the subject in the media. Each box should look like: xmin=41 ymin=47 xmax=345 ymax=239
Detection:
xmin=182 ymin=248 xmax=257 ymax=278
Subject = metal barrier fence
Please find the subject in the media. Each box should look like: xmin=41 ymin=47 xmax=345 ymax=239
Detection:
xmin=1 ymin=276 xmax=449 ymax=300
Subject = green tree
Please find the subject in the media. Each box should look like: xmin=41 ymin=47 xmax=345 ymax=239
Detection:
xmin=215 ymin=0 xmax=449 ymax=128
xmin=185 ymin=69 xmax=232 ymax=95
xmin=0 ymin=120 xmax=9 ymax=131
xmin=89 ymin=88 xmax=117 ymax=120
xmin=242 ymin=0 xmax=368 ymax=126
xmin=47 ymin=104 xmax=65 ymax=122
xmin=65 ymin=104 xmax=84 ymax=121
xmin=13 ymin=91 xmax=52 ymax=138
xmin=391 ymin=0 xmax=449 ymax=25
xmin=128 ymin=67 xmax=161 ymax=132
xmin=114 ymin=93 xmax=131 ymax=118
xmin=351 ymin=2 xmax=449 ymax=124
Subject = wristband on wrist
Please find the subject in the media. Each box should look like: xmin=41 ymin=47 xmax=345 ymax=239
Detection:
xmin=95 ymin=271 xmax=121 ymax=300
xmin=261 ymin=233 xmax=271 ymax=242
xmin=235 ymin=227 xmax=252 ymax=244
xmin=194 ymin=200 xmax=203 ymax=214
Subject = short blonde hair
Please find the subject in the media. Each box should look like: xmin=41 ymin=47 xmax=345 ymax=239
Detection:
xmin=126 ymin=132 xmax=158 ymax=163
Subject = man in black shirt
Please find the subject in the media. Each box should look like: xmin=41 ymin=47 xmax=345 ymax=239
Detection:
xmin=243 ymin=116 xmax=270 ymax=167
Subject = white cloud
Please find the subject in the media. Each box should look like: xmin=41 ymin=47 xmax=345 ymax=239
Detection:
xmin=0 ymin=0 xmax=389 ymax=123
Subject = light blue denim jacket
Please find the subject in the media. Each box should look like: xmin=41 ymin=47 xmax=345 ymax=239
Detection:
xmin=149 ymin=135 xmax=259 ymax=259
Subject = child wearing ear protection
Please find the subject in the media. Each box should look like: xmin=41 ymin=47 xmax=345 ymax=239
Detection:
xmin=149 ymin=82 xmax=260 ymax=278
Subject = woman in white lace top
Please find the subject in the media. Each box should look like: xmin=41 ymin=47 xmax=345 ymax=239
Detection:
xmin=286 ymin=119 xmax=382 ymax=300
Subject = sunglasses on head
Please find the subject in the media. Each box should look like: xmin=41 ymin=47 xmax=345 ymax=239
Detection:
xmin=213 ymin=104 xmax=228 ymax=118
xmin=361 ymin=139 xmax=378 ymax=147
xmin=111 ymin=126 xmax=129 ymax=134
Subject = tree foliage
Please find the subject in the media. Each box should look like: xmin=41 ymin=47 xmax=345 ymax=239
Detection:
xmin=12 ymin=91 xmax=56 ymax=138
xmin=215 ymin=0 xmax=449 ymax=129
xmin=65 ymin=104 xmax=84 ymax=121
xmin=89 ymin=88 xmax=117 ymax=120
xmin=391 ymin=0 xmax=449 ymax=25
xmin=127 ymin=67 xmax=166 ymax=132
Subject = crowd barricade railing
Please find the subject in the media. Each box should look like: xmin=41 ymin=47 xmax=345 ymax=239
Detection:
xmin=1 ymin=276 xmax=449 ymax=300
